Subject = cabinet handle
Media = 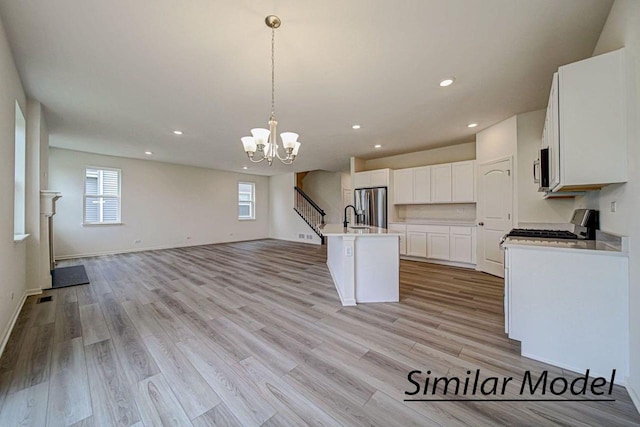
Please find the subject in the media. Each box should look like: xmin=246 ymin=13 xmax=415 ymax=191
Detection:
xmin=478 ymin=222 xmax=484 ymax=226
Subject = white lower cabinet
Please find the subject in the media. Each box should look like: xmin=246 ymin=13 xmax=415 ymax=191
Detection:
xmin=395 ymin=223 xmax=476 ymax=266
xmin=427 ymin=232 xmax=450 ymax=260
xmin=388 ymin=224 xmax=407 ymax=255
xmin=449 ymin=226 xmax=473 ymax=263
xmin=407 ymin=232 xmax=427 ymax=257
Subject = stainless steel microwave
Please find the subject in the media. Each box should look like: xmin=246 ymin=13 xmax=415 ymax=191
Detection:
xmin=534 ymin=148 xmax=550 ymax=192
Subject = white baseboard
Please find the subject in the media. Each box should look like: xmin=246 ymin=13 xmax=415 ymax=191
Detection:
xmin=0 ymin=288 xmax=42 ymax=359
xmin=400 ymin=255 xmax=476 ymax=270
xmin=270 ymin=237 xmax=322 ymax=246
xmin=521 ymin=350 xmax=627 ymax=386
xmin=54 ymin=237 xmax=270 ymax=260
xmin=627 ymin=382 xmax=640 ymax=413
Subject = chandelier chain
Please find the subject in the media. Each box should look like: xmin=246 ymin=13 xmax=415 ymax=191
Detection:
xmin=271 ymin=27 xmax=275 ymax=117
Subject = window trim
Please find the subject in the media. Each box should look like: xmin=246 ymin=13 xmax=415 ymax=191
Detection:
xmin=14 ymin=101 xmax=26 ymax=238
xmin=83 ymin=166 xmax=122 ymax=225
xmin=238 ymin=181 xmax=256 ymax=221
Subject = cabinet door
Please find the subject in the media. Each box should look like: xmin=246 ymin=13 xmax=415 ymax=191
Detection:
xmin=393 ymin=169 xmax=414 ymax=204
xmin=452 ymin=161 xmax=475 ymax=202
xmin=398 ymin=233 xmax=407 ymax=255
xmin=430 ymin=164 xmax=452 ymax=203
xmin=369 ymin=169 xmax=388 ymax=187
xmin=450 ymin=233 xmax=472 ymax=263
xmin=413 ymin=166 xmax=431 ymax=203
xmin=353 ymin=172 xmax=370 ymax=189
xmin=407 ymin=232 xmax=427 ymax=257
xmin=389 ymin=224 xmax=407 ymax=255
xmin=427 ymin=232 xmax=450 ymax=260
xmin=548 ymin=72 xmax=560 ymax=190
xmin=558 ymin=50 xmax=627 ymax=189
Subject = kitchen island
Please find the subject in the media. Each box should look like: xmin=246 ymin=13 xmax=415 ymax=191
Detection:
xmin=321 ymin=224 xmax=400 ymax=306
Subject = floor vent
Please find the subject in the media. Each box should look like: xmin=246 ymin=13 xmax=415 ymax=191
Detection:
xmin=37 ymin=296 xmax=53 ymax=304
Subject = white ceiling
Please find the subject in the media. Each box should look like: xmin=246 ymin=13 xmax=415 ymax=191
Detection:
xmin=0 ymin=0 xmax=612 ymax=175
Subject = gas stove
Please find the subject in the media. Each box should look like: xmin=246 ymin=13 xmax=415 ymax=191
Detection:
xmin=505 ymin=228 xmax=578 ymax=240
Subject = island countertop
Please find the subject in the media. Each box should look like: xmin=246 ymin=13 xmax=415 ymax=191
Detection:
xmin=320 ymin=224 xmax=402 ymax=236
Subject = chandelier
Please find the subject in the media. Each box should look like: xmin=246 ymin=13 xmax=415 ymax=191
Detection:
xmin=240 ymin=15 xmax=300 ymax=165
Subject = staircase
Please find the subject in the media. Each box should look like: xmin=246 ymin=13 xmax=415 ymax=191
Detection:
xmin=294 ymin=186 xmax=326 ymax=244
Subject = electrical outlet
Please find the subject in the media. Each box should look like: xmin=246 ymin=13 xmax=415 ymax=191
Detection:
xmin=134 ymin=239 xmax=141 ymax=244
xmin=611 ymin=201 xmax=617 ymax=213
xmin=306 ymin=234 xmax=313 ymax=240
xmin=298 ymin=233 xmax=305 ymax=239
xmin=186 ymin=236 xmax=191 ymax=240
xmin=10 ymin=292 xmax=14 ymax=300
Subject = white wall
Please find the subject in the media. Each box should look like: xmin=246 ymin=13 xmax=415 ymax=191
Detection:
xmin=516 ymin=110 xmax=575 ymax=224
xmin=269 ymin=173 xmax=321 ymax=245
xmin=476 ymin=116 xmax=518 ymax=165
xmin=362 ymin=142 xmax=476 ymax=170
xmin=0 ymin=15 xmax=30 ymax=353
xmin=576 ymin=0 xmax=640 ymax=408
xmin=49 ymin=148 xmax=270 ymax=258
xmin=301 ymin=171 xmax=344 ymax=225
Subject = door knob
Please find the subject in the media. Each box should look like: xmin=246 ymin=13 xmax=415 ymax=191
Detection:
xmin=478 ymin=222 xmax=484 ymax=226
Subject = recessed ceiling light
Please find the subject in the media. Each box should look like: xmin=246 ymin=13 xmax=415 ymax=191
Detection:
xmin=242 ymin=166 xmax=248 ymax=170
xmin=352 ymin=125 xmax=361 ymax=130
xmin=374 ymin=144 xmax=382 ymax=149
xmin=467 ymin=123 xmax=478 ymax=128
xmin=144 ymin=151 xmax=153 ymax=155
xmin=439 ymin=78 xmax=455 ymax=87
xmin=173 ymin=130 xmax=183 ymax=135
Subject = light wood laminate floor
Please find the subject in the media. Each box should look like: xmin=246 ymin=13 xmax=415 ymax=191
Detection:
xmin=0 ymin=239 xmax=638 ymax=426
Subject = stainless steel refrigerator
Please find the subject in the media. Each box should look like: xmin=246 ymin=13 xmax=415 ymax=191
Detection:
xmin=354 ymin=187 xmax=387 ymax=228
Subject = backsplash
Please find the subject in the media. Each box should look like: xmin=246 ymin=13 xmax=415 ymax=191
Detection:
xmin=396 ymin=204 xmax=477 ymax=221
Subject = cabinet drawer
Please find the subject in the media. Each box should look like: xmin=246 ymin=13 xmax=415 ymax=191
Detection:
xmin=450 ymin=226 xmax=472 ymax=235
xmin=388 ymin=224 xmax=407 ymax=232
xmin=406 ymin=224 xmax=428 ymax=233
xmin=406 ymin=224 xmax=449 ymax=234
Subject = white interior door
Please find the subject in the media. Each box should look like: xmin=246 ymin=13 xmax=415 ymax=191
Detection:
xmin=477 ymin=158 xmax=513 ymax=277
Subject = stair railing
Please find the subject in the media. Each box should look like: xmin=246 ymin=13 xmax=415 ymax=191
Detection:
xmin=293 ymin=186 xmax=326 ymax=243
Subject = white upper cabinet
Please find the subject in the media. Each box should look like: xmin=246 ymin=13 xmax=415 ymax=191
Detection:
xmin=393 ymin=169 xmax=414 ymax=204
xmin=548 ymin=48 xmax=628 ymax=191
xmin=392 ymin=161 xmax=474 ymax=205
xmin=451 ymin=161 xmax=475 ymax=202
xmin=430 ymin=164 xmax=452 ymax=203
xmin=413 ymin=166 xmax=431 ymax=203
xmin=354 ymin=169 xmax=390 ymax=189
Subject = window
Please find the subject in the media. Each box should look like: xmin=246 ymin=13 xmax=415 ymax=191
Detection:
xmin=14 ymin=101 xmax=26 ymax=237
xmin=238 ymin=182 xmax=255 ymax=220
xmin=84 ymin=168 xmax=121 ymax=224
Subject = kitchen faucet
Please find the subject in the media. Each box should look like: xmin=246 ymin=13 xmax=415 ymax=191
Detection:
xmin=343 ymin=205 xmax=358 ymax=228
